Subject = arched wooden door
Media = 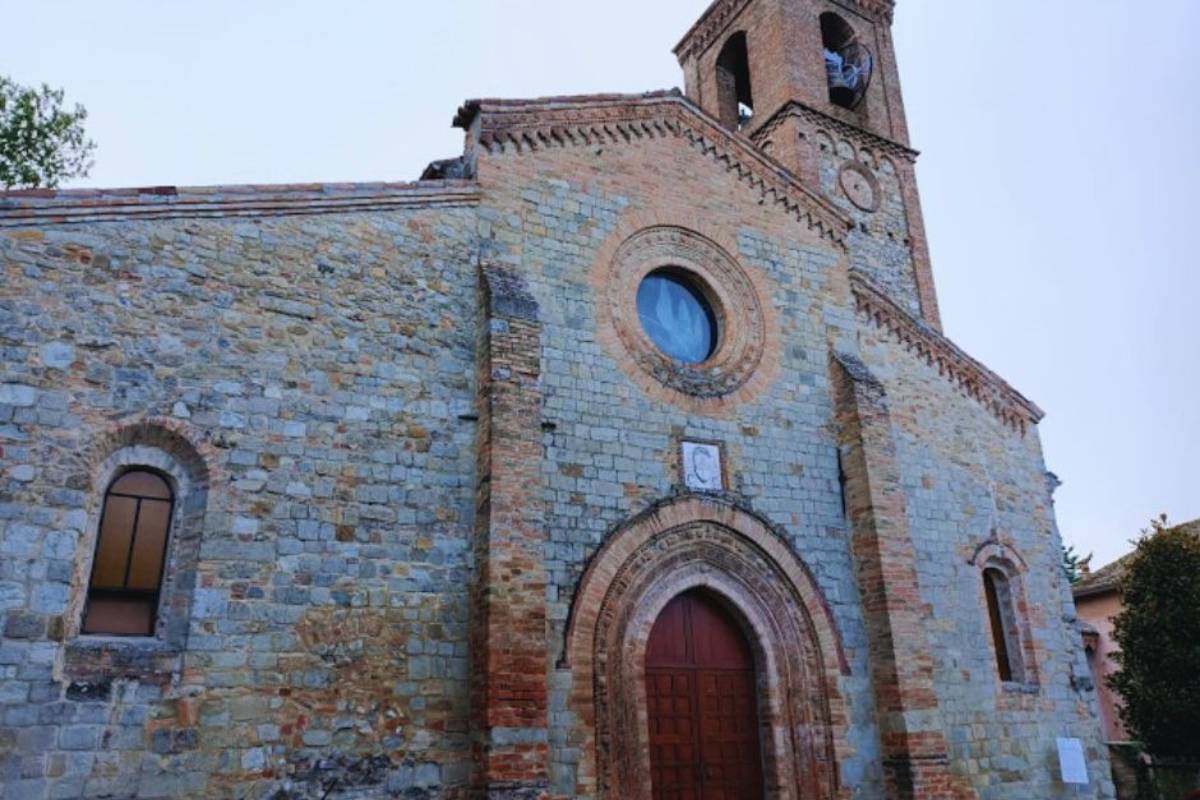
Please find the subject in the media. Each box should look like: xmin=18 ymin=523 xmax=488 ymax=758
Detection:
xmin=645 ymin=590 xmax=764 ymax=800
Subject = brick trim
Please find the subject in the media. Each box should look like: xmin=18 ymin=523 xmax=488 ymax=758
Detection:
xmin=597 ymin=225 xmax=772 ymax=405
xmin=850 ymin=272 xmax=1043 ymax=432
xmin=753 ymin=101 xmax=920 ymax=164
xmin=0 ymin=182 xmax=479 ymax=227
xmin=674 ymin=0 xmax=895 ymax=62
xmin=471 ymin=264 xmax=550 ymax=795
xmin=563 ymin=495 xmax=850 ymax=800
xmin=969 ymin=540 xmax=1042 ymax=694
xmin=830 ymin=353 xmax=977 ymax=800
xmin=590 ymin=213 xmax=785 ymax=417
xmin=457 ymin=93 xmax=852 ymax=247
xmin=754 ymin=103 xmax=945 ymax=331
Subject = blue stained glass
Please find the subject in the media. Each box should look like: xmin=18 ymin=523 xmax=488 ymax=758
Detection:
xmin=636 ymin=270 xmax=718 ymax=364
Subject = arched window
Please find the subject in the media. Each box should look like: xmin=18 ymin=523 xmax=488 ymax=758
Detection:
xmin=716 ymin=32 xmax=754 ymax=130
xmin=982 ymin=567 xmax=1024 ymax=682
xmin=82 ymin=470 xmax=174 ymax=636
xmin=820 ymin=12 xmax=872 ymax=110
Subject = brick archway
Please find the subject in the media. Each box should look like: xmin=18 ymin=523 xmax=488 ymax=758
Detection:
xmin=564 ymin=496 xmax=851 ymax=800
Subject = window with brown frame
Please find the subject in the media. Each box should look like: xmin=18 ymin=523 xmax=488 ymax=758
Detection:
xmin=82 ymin=470 xmax=174 ymax=636
xmin=982 ymin=567 xmax=1022 ymax=682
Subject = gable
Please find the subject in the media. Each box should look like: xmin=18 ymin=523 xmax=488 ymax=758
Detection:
xmin=454 ymin=91 xmax=853 ymax=248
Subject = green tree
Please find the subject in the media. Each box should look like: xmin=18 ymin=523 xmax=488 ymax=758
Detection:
xmin=1107 ymin=515 xmax=1200 ymax=757
xmin=0 ymin=75 xmax=95 ymax=189
xmin=1061 ymin=544 xmax=1088 ymax=584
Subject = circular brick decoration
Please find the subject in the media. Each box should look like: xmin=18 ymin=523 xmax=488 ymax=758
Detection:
xmin=838 ymin=160 xmax=881 ymax=212
xmin=600 ymin=226 xmax=768 ymax=404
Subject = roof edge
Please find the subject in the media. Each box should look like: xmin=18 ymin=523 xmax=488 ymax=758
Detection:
xmin=0 ymin=180 xmax=479 ymax=227
xmin=1072 ymin=582 xmax=1121 ymax=600
xmin=453 ymin=90 xmax=685 ymax=130
xmin=673 ymin=0 xmax=896 ymax=61
xmin=454 ymin=90 xmax=854 ymax=245
xmin=753 ymin=101 xmax=920 ymax=162
xmin=851 ymin=271 xmax=1045 ymax=431
xmin=674 ymin=0 xmax=743 ymax=59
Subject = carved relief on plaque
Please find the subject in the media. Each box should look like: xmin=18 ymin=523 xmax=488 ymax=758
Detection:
xmin=681 ymin=441 xmax=724 ymax=491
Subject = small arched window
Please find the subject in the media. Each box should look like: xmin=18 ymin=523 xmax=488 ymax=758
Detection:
xmin=716 ymin=32 xmax=754 ymax=130
xmin=821 ymin=12 xmax=872 ymax=110
xmin=82 ymin=470 xmax=174 ymax=636
xmin=982 ymin=567 xmax=1024 ymax=682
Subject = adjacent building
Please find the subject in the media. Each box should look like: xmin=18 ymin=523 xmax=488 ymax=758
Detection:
xmin=1074 ymin=555 xmax=1133 ymax=743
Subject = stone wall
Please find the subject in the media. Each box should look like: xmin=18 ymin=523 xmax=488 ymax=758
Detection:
xmin=467 ymin=89 xmax=1113 ymax=798
xmin=0 ymin=187 xmax=481 ymax=799
xmin=813 ymin=133 xmax=919 ymax=317
xmin=857 ymin=306 xmax=1115 ymax=799
xmin=472 ymin=130 xmax=883 ymax=797
xmin=0 ymin=88 xmax=1115 ymax=800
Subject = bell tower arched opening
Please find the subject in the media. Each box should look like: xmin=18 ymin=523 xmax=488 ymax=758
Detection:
xmin=715 ymin=31 xmax=754 ymax=130
xmin=820 ymin=12 xmax=872 ymax=111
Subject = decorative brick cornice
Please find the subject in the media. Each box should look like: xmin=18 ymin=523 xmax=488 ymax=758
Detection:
xmin=673 ymin=0 xmax=754 ymax=61
xmin=840 ymin=0 xmax=896 ymax=23
xmin=455 ymin=92 xmax=853 ymax=246
xmin=754 ymin=101 xmax=919 ymax=163
xmin=850 ymin=271 xmax=1044 ymax=431
xmin=673 ymin=0 xmax=894 ymax=61
xmin=0 ymin=181 xmax=479 ymax=227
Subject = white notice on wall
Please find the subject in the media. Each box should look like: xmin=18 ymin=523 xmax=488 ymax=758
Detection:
xmin=1057 ymin=737 xmax=1089 ymax=785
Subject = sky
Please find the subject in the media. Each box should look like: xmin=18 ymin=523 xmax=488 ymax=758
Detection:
xmin=4 ymin=0 xmax=1197 ymax=567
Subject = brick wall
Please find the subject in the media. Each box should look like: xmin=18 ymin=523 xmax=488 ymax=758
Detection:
xmin=676 ymin=0 xmax=911 ymax=146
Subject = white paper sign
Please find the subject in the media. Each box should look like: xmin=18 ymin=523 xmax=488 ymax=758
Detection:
xmin=682 ymin=442 xmax=723 ymax=491
xmin=1056 ymin=737 xmax=1089 ymax=785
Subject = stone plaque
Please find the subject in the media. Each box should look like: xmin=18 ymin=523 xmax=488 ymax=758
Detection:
xmin=682 ymin=442 xmax=723 ymax=491
xmin=1056 ymin=737 xmax=1088 ymax=785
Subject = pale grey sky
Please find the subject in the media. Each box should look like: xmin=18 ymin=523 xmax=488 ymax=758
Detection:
xmin=5 ymin=0 xmax=1196 ymax=567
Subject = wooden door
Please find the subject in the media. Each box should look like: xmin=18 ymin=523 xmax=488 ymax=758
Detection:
xmin=646 ymin=590 xmax=764 ymax=800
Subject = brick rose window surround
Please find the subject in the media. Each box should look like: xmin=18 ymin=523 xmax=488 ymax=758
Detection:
xmin=594 ymin=224 xmax=781 ymax=415
xmin=563 ymin=495 xmax=851 ymax=800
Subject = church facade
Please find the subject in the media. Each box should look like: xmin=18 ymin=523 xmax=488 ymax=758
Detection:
xmin=0 ymin=1 xmax=1112 ymax=798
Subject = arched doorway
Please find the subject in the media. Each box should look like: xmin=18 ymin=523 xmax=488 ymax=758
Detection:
xmin=646 ymin=590 xmax=764 ymax=799
xmin=564 ymin=496 xmax=849 ymax=800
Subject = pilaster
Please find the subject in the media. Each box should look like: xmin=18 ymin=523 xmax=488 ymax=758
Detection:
xmin=471 ymin=264 xmax=549 ymax=799
xmin=831 ymin=352 xmax=974 ymax=800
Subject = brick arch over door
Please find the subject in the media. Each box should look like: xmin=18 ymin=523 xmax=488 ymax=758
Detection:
xmin=563 ymin=495 xmax=851 ymax=800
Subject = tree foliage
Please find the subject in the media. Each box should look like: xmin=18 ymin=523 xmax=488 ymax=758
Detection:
xmin=1061 ymin=544 xmax=1088 ymax=584
xmin=0 ymin=75 xmax=95 ymax=190
xmin=1107 ymin=515 xmax=1200 ymax=757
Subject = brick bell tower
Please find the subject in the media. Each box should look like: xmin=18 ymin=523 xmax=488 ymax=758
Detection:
xmin=675 ymin=0 xmax=942 ymax=331
xmin=680 ymin=4 xmax=969 ymax=799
